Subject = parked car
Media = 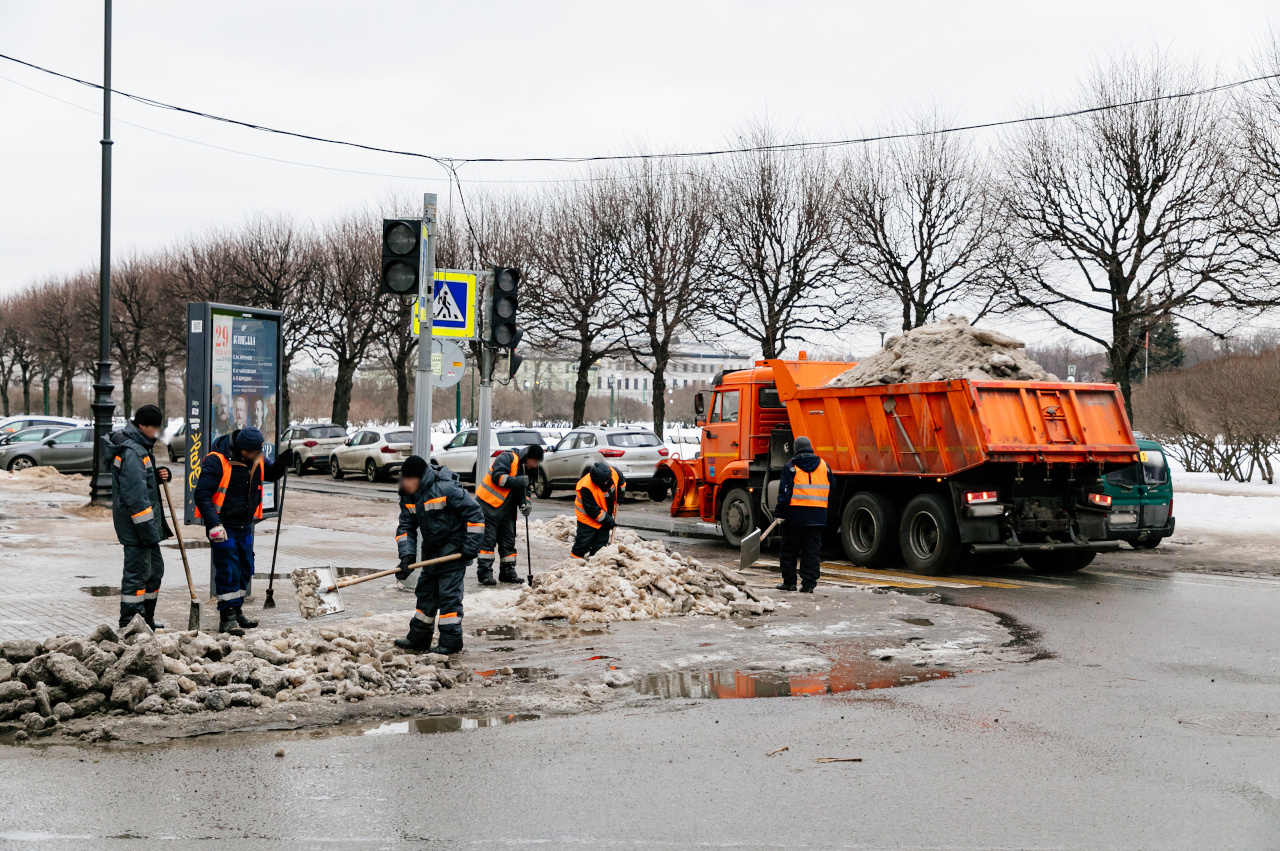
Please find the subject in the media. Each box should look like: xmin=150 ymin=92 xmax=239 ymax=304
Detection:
xmin=1104 ymin=437 xmax=1176 ymax=549
xmin=663 ymin=429 xmax=701 ymax=461
xmin=0 ymin=415 xmax=82 ymax=437
xmin=534 ymin=426 xmax=669 ymax=500
xmin=434 ymin=427 xmax=546 ymax=483
xmin=0 ymin=426 xmax=76 ymax=471
xmin=282 ymin=423 xmax=348 ymax=474
xmin=163 ymin=423 xmax=187 ymax=462
xmin=1 ymin=425 xmax=97 ymax=473
xmin=328 ymin=427 xmax=414 ymax=482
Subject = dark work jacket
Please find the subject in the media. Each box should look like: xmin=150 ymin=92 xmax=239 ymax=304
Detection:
xmin=775 ymin=450 xmax=828 ymax=527
xmin=108 ymin=422 xmax=172 ymax=547
xmin=576 ymin=467 xmax=628 ymax=521
xmin=193 ymin=432 xmax=288 ymax=529
xmin=396 ymin=463 xmax=485 ymax=566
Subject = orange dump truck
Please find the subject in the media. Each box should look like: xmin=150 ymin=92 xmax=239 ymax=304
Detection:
xmin=656 ymin=355 xmax=1140 ymax=575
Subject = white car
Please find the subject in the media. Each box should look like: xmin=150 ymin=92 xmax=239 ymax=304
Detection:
xmin=535 ymin=426 xmax=669 ymax=500
xmin=663 ymin=429 xmax=702 ymax=460
xmin=282 ymin=423 xmax=349 ymax=474
xmin=0 ymin=415 xmax=82 ymax=437
xmin=434 ymin=427 xmax=545 ymax=483
xmin=328 ymin=427 xmax=414 ymax=482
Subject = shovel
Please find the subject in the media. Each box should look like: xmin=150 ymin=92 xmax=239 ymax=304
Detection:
xmin=160 ymin=479 xmax=201 ymax=632
xmin=263 ymin=466 xmax=288 ymax=609
xmin=524 ymin=513 xmax=534 ymax=586
xmin=298 ymin=553 xmax=462 ymax=619
xmin=739 ymin=517 xmax=782 ymax=572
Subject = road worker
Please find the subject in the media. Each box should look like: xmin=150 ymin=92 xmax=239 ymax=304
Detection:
xmin=193 ymin=426 xmax=291 ymax=635
xmin=773 ymin=436 xmax=829 ymax=593
xmin=572 ymin=461 xmax=627 ymax=559
xmin=393 ymin=455 xmax=484 ymax=653
xmin=108 ymin=405 xmax=172 ymax=629
xmin=475 ymin=443 xmax=544 ymax=585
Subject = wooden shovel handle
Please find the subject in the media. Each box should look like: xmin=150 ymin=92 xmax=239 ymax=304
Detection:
xmin=160 ymin=480 xmax=199 ymax=604
xmin=327 ymin=553 xmax=462 ymax=591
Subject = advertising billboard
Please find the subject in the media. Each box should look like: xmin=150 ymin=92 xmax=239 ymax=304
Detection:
xmin=184 ymin=303 xmax=284 ymax=524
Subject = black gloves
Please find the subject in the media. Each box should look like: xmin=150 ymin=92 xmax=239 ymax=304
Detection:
xmin=519 ymin=500 xmax=532 ymax=517
xmin=156 ymin=466 xmax=171 ymax=484
xmin=508 ymin=475 xmax=529 ymax=490
xmin=278 ymin=448 xmax=295 ymax=467
xmin=395 ymin=553 xmax=416 ymax=580
xmin=600 ymin=513 xmax=617 ymax=531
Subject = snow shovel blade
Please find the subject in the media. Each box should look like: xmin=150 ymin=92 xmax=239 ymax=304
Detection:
xmin=188 ymin=598 xmax=201 ymax=632
xmin=739 ymin=529 xmax=762 ymax=570
xmin=309 ymin=566 xmax=346 ymax=618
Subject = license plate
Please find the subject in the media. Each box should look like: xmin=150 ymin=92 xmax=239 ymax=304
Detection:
xmin=1110 ymin=512 xmax=1137 ymax=526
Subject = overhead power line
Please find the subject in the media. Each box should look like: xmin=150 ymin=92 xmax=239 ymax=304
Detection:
xmin=2 ymin=50 xmax=1279 ymax=166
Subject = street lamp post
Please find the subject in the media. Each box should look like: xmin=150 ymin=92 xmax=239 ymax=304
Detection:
xmin=89 ymin=0 xmax=116 ymax=505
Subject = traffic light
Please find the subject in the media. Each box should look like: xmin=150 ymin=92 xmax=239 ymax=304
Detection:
xmin=381 ymin=219 xmax=421 ymax=295
xmin=487 ymin=266 xmax=521 ymax=347
xmin=507 ymin=329 xmax=525 ymax=380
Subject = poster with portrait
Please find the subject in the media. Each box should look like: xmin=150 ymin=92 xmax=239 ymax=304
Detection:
xmin=184 ymin=303 xmax=283 ymax=524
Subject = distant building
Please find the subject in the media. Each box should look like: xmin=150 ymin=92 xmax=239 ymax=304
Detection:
xmin=510 ymin=346 xmax=754 ymax=401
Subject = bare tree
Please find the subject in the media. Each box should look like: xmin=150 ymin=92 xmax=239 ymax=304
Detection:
xmin=711 ymin=125 xmax=847 ymax=359
xmin=110 ymin=255 xmax=165 ymax=415
xmin=1001 ymin=55 xmax=1252 ymax=414
xmin=526 ymin=179 xmax=627 ymax=426
xmin=306 ymin=215 xmax=381 ymax=427
xmin=613 ymin=163 xmax=717 ymax=436
xmin=30 ymin=276 xmax=92 ymax=418
xmin=835 ymin=117 xmax=1004 ymax=330
xmin=1232 ymin=32 xmax=1280 ymax=286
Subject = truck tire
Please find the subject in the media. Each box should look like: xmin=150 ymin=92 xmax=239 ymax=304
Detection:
xmin=1128 ymin=537 xmax=1161 ymax=550
xmin=719 ymin=488 xmax=756 ymax=549
xmin=898 ymin=494 xmax=961 ymax=576
xmin=840 ymin=492 xmax=899 ymax=567
xmin=1023 ymin=550 xmax=1096 ymax=573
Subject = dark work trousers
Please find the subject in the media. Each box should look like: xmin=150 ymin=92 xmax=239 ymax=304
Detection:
xmin=778 ymin=525 xmax=823 ymax=589
xmin=571 ymin=523 xmax=611 ymax=559
xmin=477 ymin=502 xmax=517 ymax=578
xmin=409 ymin=562 xmax=469 ymax=651
xmin=211 ymin=525 xmax=254 ymax=612
xmin=120 ymin=544 xmax=165 ymax=627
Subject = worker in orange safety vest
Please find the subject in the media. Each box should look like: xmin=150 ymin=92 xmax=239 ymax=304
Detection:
xmin=773 ymin=436 xmax=829 ymax=593
xmin=572 ymin=461 xmax=627 ymax=559
xmin=474 ymin=444 xmax=543 ymax=585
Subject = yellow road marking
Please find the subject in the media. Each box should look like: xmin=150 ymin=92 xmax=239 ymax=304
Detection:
xmin=751 ymin=559 xmax=1024 ymax=590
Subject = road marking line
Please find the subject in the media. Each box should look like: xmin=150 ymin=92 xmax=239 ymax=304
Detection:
xmin=751 ymin=560 xmax=1007 ymax=589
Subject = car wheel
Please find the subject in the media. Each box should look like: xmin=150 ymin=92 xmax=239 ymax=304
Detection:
xmin=898 ymin=494 xmax=961 ymax=576
xmin=365 ymin=459 xmax=380 ymax=483
xmin=292 ymin=453 xmax=305 ymax=476
xmin=1023 ymin=550 xmax=1096 ymax=572
xmin=169 ymin=446 xmax=178 ymax=463
xmin=329 ymin=457 xmax=344 ymax=479
xmin=1128 ymin=537 xmax=1161 ymax=550
xmin=646 ymin=482 xmax=670 ymax=502
xmin=8 ymin=455 xmax=36 ymax=473
xmin=719 ymin=487 xmax=756 ymax=549
xmin=533 ymin=468 xmax=553 ymax=499
xmin=840 ymin=492 xmax=899 ymax=567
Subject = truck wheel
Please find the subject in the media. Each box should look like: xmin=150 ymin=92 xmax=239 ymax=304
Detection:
xmin=720 ymin=488 xmax=756 ymax=548
xmin=898 ymin=494 xmax=961 ymax=576
xmin=1128 ymin=538 xmax=1161 ymax=550
xmin=840 ymin=492 xmax=899 ymax=567
xmin=1023 ymin=550 xmax=1096 ymax=573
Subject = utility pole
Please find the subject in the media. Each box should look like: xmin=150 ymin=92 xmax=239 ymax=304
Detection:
xmin=476 ymin=346 xmax=494 ymax=482
xmin=89 ymin=0 xmax=116 ymax=505
xmin=412 ymin=193 xmax=437 ymax=459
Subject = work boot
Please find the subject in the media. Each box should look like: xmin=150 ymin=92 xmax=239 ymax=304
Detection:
xmin=476 ymin=566 xmax=497 ymax=587
xmin=775 ymin=583 xmax=797 ymax=592
xmin=146 ymin=619 xmax=166 ymax=631
xmin=429 ymin=644 xmax=462 ymax=655
xmin=798 ymin=586 xmax=815 ymax=594
xmin=143 ymin=600 xmax=164 ymax=631
xmin=498 ymin=565 xmax=521 ymax=584
xmin=395 ymin=619 xmax=433 ymax=651
xmin=234 ymin=610 xmax=258 ymax=629
xmin=217 ymin=616 xmax=245 ymax=636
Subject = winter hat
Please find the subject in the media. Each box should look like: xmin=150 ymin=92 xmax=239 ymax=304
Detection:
xmin=793 ymin=436 xmax=813 ymax=455
xmin=523 ymin=443 xmax=545 ymax=461
xmin=234 ymin=427 xmax=265 ymax=453
xmin=400 ymin=455 xmax=428 ymax=480
xmin=590 ymin=461 xmax=613 ymax=488
xmin=132 ymin=405 xmax=163 ymax=428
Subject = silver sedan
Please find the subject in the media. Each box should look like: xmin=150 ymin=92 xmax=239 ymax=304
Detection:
xmin=1 ymin=426 xmax=97 ymax=473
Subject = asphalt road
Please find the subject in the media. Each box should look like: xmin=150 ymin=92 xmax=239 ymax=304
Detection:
xmin=2 ymin=552 xmax=1277 ymax=847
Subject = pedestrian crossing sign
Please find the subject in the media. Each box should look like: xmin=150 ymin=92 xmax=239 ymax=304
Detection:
xmin=413 ymin=270 xmax=477 ymax=339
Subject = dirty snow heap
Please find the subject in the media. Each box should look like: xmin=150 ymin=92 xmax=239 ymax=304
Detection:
xmin=511 ymin=530 xmax=774 ymax=623
xmin=826 ymin=316 xmax=1057 ymax=388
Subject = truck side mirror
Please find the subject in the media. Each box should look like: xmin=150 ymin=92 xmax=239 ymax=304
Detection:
xmin=694 ymin=392 xmax=706 ymax=424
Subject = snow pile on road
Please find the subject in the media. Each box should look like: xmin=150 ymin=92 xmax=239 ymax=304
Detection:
xmin=290 ymin=568 xmax=325 ymax=619
xmin=827 ymin=316 xmax=1057 ymax=387
xmin=10 ymin=466 xmax=64 ymax=480
xmin=511 ymin=530 xmax=775 ymax=623
xmin=0 ymin=617 xmax=465 ymax=741
xmin=529 ymin=514 xmax=577 ymax=542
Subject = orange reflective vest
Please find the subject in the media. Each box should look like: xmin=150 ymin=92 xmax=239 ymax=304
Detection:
xmin=193 ymin=451 xmax=265 ymax=520
xmin=478 ymin=452 xmax=518 ymax=508
xmin=575 ymin=467 xmax=620 ymax=529
xmin=789 ymin=460 xmax=830 ymax=509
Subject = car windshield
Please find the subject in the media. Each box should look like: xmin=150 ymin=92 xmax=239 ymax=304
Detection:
xmin=1105 ymin=463 xmax=1141 ymax=488
xmin=608 ymin=432 xmax=661 ymax=447
xmin=308 ymin=426 xmax=346 ymax=439
xmin=386 ymin=431 xmax=413 ymax=444
xmin=498 ymin=431 xmax=543 ymax=446
xmin=1141 ymin=450 xmax=1168 ymax=485
xmin=6 ymin=429 xmax=50 ymax=444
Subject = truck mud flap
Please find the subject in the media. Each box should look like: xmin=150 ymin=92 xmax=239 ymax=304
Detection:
xmin=969 ymin=541 xmax=1121 ymax=555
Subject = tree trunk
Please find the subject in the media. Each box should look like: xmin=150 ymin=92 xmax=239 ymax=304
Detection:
xmin=21 ymin=375 xmax=32 ymax=415
xmin=573 ymin=359 xmax=593 ymax=428
xmin=331 ymin=360 xmax=357 ymax=427
xmin=156 ymin=363 xmax=167 ymax=422
xmin=121 ymin=371 xmax=134 ymax=417
xmin=55 ymin=370 xmax=67 ymax=417
xmin=651 ymin=362 xmax=667 ymax=438
xmin=41 ymin=372 xmax=51 ymax=415
xmin=0 ymin=379 xmax=9 ymax=416
xmin=395 ymin=355 xmax=411 ymax=426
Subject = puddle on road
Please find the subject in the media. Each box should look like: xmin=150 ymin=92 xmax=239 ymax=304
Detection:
xmin=334 ymin=566 xmax=382 ymax=578
xmin=636 ymin=641 xmax=954 ymax=700
xmin=80 ymin=585 xmax=119 ymax=597
xmin=473 ymin=667 xmax=559 ymax=682
xmin=363 ymin=713 xmax=540 ymax=736
xmin=474 ymin=623 xmax=610 ymax=641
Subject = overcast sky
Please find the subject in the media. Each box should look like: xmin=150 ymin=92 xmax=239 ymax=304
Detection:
xmin=2 ymin=1 xmax=1277 ymax=354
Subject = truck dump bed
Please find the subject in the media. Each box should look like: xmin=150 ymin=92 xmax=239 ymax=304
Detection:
xmin=769 ymin=359 xmax=1138 ymax=476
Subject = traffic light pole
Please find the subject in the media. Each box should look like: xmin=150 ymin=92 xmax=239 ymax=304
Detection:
xmin=412 ymin=193 xmax=437 ymax=460
xmin=89 ymin=0 xmax=116 ymax=505
xmin=476 ymin=346 xmax=494 ymax=483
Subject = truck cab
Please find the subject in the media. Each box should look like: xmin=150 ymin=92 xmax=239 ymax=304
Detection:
xmin=1103 ymin=438 xmax=1176 ymax=549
